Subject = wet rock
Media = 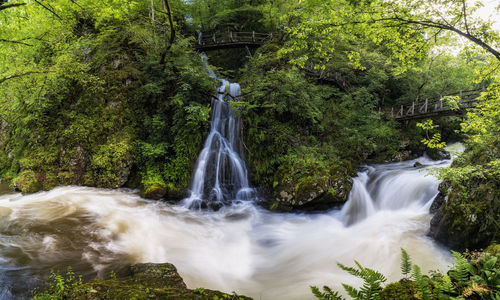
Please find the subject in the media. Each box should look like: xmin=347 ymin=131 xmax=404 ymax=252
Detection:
xmin=68 ymin=145 xmax=89 ymax=182
xmin=429 ymin=179 xmax=499 ymax=251
xmin=391 ymin=151 xmax=412 ymax=162
xmin=429 ymin=190 xmax=446 ymax=214
xmin=141 ymin=183 xmax=167 ymax=200
xmin=426 ymin=148 xmax=451 ymax=160
xmin=413 ymin=162 xmax=423 ymax=168
xmin=271 ymin=166 xmax=355 ymax=212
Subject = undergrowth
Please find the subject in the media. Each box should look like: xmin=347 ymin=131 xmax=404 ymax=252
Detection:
xmin=312 ymin=247 xmax=500 ymax=300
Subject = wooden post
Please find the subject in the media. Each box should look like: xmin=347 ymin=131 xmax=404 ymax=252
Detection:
xmin=440 ymin=100 xmax=443 ymax=110
xmin=229 ymin=31 xmax=233 ymax=42
xmin=252 ymin=31 xmax=255 ymax=42
xmin=212 ymin=33 xmax=216 ymax=44
xmin=398 ymin=105 xmax=403 ymax=117
xmin=459 ymin=90 xmax=463 ymax=100
xmin=391 ymin=107 xmax=394 ymax=118
xmin=407 ymin=102 xmax=415 ymax=115
xmin=419 ymin=99 xmax=428 ymax=113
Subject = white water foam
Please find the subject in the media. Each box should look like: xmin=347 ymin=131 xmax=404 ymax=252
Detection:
xmin=0 ymin=153 xmax=454 ymax=299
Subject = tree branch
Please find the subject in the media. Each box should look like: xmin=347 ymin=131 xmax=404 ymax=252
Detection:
xmin=390 ymin=16 xmax=500 ymax=61
xmin=33 ymin=0 xmax=63 ymax=20
xmin=0 ymin=2 xmax=26 ymax=11
xmin=0 ymin=71 xmax=52 ymax=85
xmin=462 ymin=0 xmax=470 ymax=34
xmin=0 ymin=39 xmax=32 ymax=46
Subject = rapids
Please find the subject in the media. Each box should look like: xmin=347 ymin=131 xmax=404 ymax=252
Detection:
xmin=0 ymin=153 xmax=456 ymax=299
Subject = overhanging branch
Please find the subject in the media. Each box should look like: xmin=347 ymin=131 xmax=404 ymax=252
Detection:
xmin=0 ymin=71 xmax=53 ymax=85
xmin=0 ymin=39 xmax=33 ymax=46
xmin=0 ymin=2 xmax=26 ymax=11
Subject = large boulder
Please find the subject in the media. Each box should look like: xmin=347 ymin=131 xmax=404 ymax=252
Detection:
xmin=426 ymin=148 xmax=451 ymax=160
xmin=270 ymin=166 xmax=355 ymax=212
xmin=429 ymin=180 xmax=500 ymax=251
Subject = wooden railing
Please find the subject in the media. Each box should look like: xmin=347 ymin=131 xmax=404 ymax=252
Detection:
xmin=384 ymin=88 xmax=487 ymax=121
xmin=195 ymin=31 xmax=273 ymax=50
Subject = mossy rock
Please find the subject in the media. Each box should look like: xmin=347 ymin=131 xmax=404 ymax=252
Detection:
xmin=272 ymin=165 xmax=355 ymax=212
xmin=430 ymin=176 xmax=500 ymax=251
xmin=380 ymin=279 xmax=417 ymax=300
xmin=35 ymin=263 xmax=252 ymax=300
xmin=141 ymin=183 xmax=167 ymax=200
xmin=426 ymin=148 xmax=451 ymax=160
xmin=13 ymin=170 xmax=42 ymax=194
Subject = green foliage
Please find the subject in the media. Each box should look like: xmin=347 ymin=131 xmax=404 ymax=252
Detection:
xmin=416 ymin=120 xmax=446 ymax=149
xmin=311 ymin=285 xmax=345 ymax=300
xmin=32 ymin=267 xmax=83 ymax=300
xmin=401 ymin=249 xmax=412 ymax=277
xmin=312 ymin=261 xmax=387 ymax=300
xmin=314 ymin=248 xmax=500 ymax=300
xmin=435 ymin=82 xmax=500 ymax=249
xmin=411 ymin=265 xmax=432 ymax=300
xmin=0 ymin=0 xmax=214 ymax=195
xmin=240 ymin=44 xmax=400 ymax=198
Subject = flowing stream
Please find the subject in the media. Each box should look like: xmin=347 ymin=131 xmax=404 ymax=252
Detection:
xmin=0 ymin=154 xmax=455 ymax=299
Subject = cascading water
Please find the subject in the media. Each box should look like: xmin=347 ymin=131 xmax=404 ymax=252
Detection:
xmin=183 ymin=67 xmax=256 ymax=209
xmin=0 ymin=149 xmax=458 ymax=299
xmin=341 ymin=144 xmax=463 ymax=225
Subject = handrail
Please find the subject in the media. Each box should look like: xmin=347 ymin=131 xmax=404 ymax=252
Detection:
xmin=382 ymin=87 xmax=487 ymax=121
xmin=195 ymin=31 xmax=273 ymax=47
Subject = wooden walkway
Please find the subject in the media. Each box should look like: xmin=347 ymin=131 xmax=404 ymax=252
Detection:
xmin=195 ymin=31 xmax=273 ymax=51
xmin=384 ymin=88 xmax=486 ymax=121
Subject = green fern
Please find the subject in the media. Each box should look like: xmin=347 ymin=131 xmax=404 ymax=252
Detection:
xmin=400 ymin=249 xmax=412 ymax=277
xmin=431 ymin=274 xmax=456 ymax=299
xmin=341 ymin=283 xmax=362 ymax=299
xmin=337 ymin=261 xmax=387 ymax=300
xmin=412 ymin=265 xmax=432 ymax=300
xmin=311 ymin=285 xmax=345 ymax=300
xmin=449 ymin=251 xmax=472 ymax=285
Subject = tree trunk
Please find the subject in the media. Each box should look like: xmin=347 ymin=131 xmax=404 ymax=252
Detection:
xmin=159 ymin=0 xmax=175 ymax=65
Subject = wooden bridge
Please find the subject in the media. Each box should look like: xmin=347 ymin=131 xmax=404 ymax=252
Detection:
xmin=384 ymin=88 xmax=486 ymax=121
xmin=195 ymin=31 xmax=273 ymax=51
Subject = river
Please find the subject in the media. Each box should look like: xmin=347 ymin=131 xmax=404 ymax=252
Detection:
xmin=0 ymin=153 xmax=456 ymax=299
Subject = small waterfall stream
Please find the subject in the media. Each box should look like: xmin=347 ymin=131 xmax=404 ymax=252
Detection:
xmin=183 ymin=70 xmax=256 ymax=210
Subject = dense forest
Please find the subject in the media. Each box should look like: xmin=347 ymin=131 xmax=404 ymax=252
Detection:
xmin=0 ymin=0 xmax=499 ymax=299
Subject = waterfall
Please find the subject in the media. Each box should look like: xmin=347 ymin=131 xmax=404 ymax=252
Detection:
xmin=183 ymin=67 xmax=256 ymax=209
xmin=340 ymin=153 xmax=454 ymax=225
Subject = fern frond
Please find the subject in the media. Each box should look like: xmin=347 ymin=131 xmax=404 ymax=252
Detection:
xmin=449 ymin=251 xmax=472 ymax=284
xmin=311 ymin=285 xmax=345 ymax=300
xmin=462 ymin=282 xmax=491 ymax=298
xmin=360 ymin=268 xmax=386 ymax=299
xmin=431 ymin=274 xmax=456 ymax=299
xmin=342 ymin=283 xmax=361 ymax=299
xmin=400 ymin=248 xmax=412 ymax=277
xmin=338 ymin=262 xmax=363 ymax=278
xmin=412 ymin=265 xmax=432 ymax=300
